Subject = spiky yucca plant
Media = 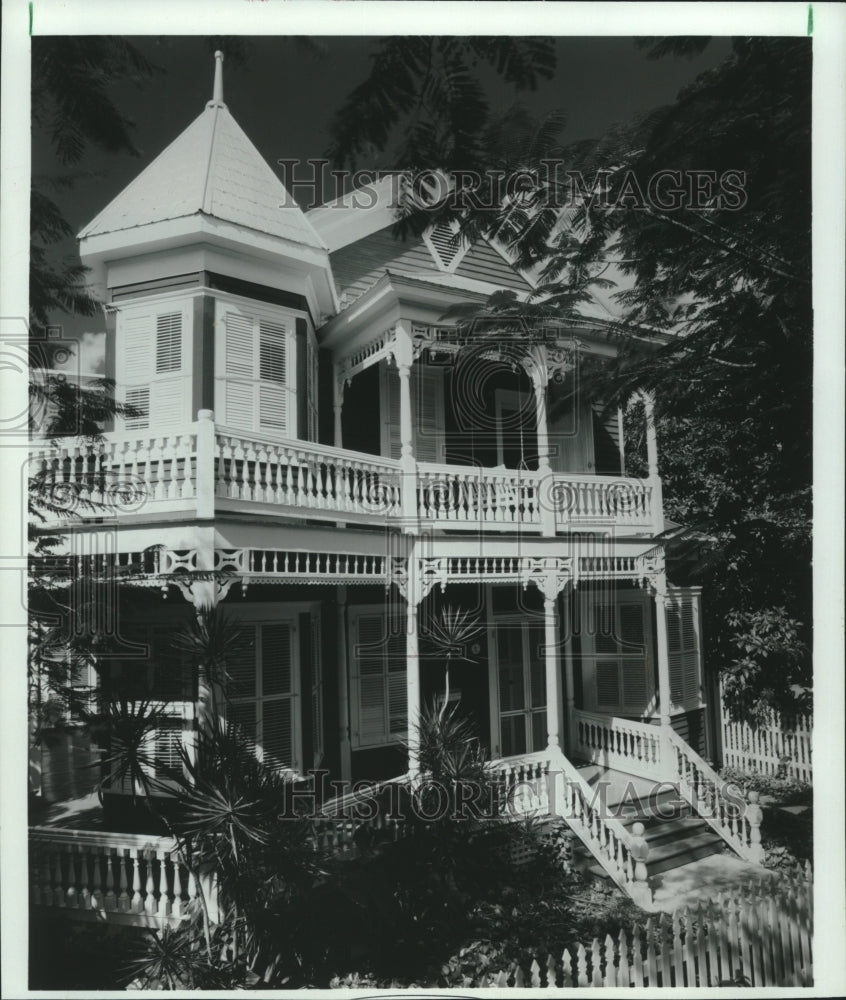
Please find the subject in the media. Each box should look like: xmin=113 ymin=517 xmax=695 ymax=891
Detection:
xmin=424 ymin=605 xmax=483 ymax=720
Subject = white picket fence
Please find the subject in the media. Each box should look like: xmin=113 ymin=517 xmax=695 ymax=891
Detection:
xmin=476 ymin=866 xmax=812 ymax=988
xmin=719 ymin=686 xmax=812 ymax=783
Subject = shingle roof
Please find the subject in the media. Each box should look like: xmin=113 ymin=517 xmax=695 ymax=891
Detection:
xmin=78 ymin=102 xmax=325 ymax=250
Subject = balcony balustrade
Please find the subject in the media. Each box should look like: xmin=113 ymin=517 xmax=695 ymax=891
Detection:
xmin=30 ymin=420 xmax=659 ymax=535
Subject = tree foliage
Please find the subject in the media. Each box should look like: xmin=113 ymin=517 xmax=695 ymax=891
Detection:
xmin=407 ymin=38 xmax=812 ymax=721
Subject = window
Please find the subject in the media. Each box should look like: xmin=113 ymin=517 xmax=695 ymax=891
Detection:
xmin=492 ymin=621 xmax=547 ymax=757
xmin=666 ymin=588 xmax=704 ymax=711
xmin=379 ymin=360 xmax=446 ymax=462
xmin=220 ymin=307 xmax=294 ymax=434
xmin=119 ymin=307 xmax=186 ymax=430
xmin=349 ymin=607 xmax=406 ymax=748
xmin=228 ymin=620 xmax=300 ymax=772
xmin=307 ymin=336 xmax=319 ymax=442
xmin=105 ymin=623 xmax=194 ymax=791
xmin=583 ymin=595 xmax=654 ymax=716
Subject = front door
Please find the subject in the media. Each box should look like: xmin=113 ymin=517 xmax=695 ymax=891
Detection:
xmin=491 ymin=621 xmax=547 ymax=757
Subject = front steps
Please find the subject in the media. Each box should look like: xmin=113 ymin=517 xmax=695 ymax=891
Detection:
xmin=568 ymin=764 xmax=726 ymax=884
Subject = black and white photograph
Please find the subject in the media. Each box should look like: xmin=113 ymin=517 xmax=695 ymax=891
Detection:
xmin=1 ymin=2 xmax=844 ymax=995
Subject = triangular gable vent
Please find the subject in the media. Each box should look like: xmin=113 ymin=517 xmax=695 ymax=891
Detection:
xmin=424 ymin=221 xmax=471 ymax=272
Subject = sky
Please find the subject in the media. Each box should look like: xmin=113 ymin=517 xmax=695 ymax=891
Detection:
xmin=32 ymin=35 xmax=731 ymax=370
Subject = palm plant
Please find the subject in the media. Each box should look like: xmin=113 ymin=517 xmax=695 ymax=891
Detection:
xmin=91 ymin=698 xmax=168 ymax=803
xmin=170 ymin=604 xmax=244 ymax=723
xmin=424 ymin=604 xmax=483 ymax=721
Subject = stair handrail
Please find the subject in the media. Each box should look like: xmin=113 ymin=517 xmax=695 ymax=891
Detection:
xmin=663 ymin=727 xmax=762 ymax=862
xmin=547 ymin=750 xmax=654 ymax=909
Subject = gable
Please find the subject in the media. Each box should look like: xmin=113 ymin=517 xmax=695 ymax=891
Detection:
xmin=329 ymin=226 xmax=533 ymax=308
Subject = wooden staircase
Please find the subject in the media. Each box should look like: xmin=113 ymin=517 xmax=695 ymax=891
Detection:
xmin=569 ymin=775 xmax=725 ymax=881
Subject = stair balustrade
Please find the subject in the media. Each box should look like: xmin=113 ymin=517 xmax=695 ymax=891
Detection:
xmin=664 ymin=728 xmax=763 ymax=862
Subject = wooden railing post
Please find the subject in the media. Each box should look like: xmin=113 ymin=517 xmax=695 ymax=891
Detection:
xmin=629 ymin=822 xmax=652 ymax=908
xmin=196 ymin=409 xmax=215 ymax=519
xmin=746 ymin=790 xmax=765 ymax=863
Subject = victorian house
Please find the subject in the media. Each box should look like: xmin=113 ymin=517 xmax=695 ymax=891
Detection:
xmin=29 ymin=55 xmax=766 ymax=922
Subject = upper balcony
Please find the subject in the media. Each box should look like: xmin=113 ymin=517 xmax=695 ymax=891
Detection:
xmin=30 ymin=414 xmax=662 ymax=537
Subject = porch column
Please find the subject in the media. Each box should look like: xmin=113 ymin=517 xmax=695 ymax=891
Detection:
xmin=395 ymin=324 xmax=419 ymax=529
xmin=192 ymin=525 xmax=218 ymax=733
xmin=336 ymin=585 xmax=352 ymax=782
xmin=406 ymin=597 xmax=421 ymax=775
xmin=642 ymin=391 xmax=665 ymax=534
xmin=532 ymin=353 xmax=556 ymax=537
xmin=653 ymin=583 xmax=673 ymax=730
xmin=561 ymin=588 xmax=577 ymax=756
xmin=333 ymin=368 xmax=344 ymax=449
xmin=543 ymin=596 xmax=563 ymax=751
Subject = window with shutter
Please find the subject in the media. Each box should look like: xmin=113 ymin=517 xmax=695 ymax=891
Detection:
xmin=492 ymin=621 xmax=547 ymax=756
xmin=220 ymin=308 xmax=293 ymax=434
xmin=105 ymin=624 xmax=192 ymax=788
xmin=350 ymin=608 xmax=407 ymax=748
xmin=665 ymin=588 xmax=703 ymax=710
xmin=584 ymin=595 xmax=653 ymax=716
xmin=125 ymin=388 xmax=150 ymax=430
xmin=120 ymin=308 xmax=186 ymax=431
xmin=379 ymin=361 xmax=445 ymax=462
xmin=228 ymin=620 xmax=300 ymax=771
xmin=156 ymin=313 xmax=182 ymax=373
xmin=307 ymin=337 xmax=319 ymax=442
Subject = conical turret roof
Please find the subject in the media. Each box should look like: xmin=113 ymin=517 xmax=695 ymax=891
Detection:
xmin=79 ymin=95 xmax=325 ymax=251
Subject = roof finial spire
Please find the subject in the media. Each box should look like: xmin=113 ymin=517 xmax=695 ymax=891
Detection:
xmin=210 ymin=50 xmax=224 ymax=107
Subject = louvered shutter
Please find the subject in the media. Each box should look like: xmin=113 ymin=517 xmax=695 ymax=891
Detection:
xmin=123 ymin=314 xmax=153 ymax=429
xmin=620 ymin=603 xmax=649 ymax=708
xmin=259 ymin=320 xmax=288 ymax=433
xmin=351 ymin=610 xmax=407 ymax=748
xmin=155 ymin=313 xmax=182 ymax=373
xmin=310 ymin=613 xmax=324 ymax=765
xmin=413 ymin=365 xmax=445 ymax=463
xmin=354 ymin=613 xmax=388 ymax=746
xmin=227 ymin=621 xmax=299 ymax=771
xmin=224 ymin=312 xmax=255 ymax=429
xmin=380 ymin=363 xmax=402 ymax=460
xmin=589 ymin=596 xmax=650 ymax=714
xmin=666 ymin=589 xmax=702 ymax=709
xmin=260 ymin=622 xmax=295 ymax=770
xmin=307 ymin=337 xmax=319 ymax=442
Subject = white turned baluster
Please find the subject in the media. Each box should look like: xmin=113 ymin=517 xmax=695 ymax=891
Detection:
xmin=104 ymin=848 xmax=116 ymax=910
xmin=144 ymin=850 xmax=157 ymax=915
xmin=79 ymin=847 xmax=96 ymax=910
xmin=116 ymin=850 xmax=130 ymax=911
xmin=83 ymin=849 xmax=96 ymax=909
xmin=158 ymin=850 xmax=172 ymax=919
xmin=165 ymin=439 xmax=177 ymax=499
xmin=131 ymin=850 xmax=143 ymax=913
xmin=66 ymin=848 xmax=78 ymax=907
xmin=172 ymin=861 xmax=184 ymax=919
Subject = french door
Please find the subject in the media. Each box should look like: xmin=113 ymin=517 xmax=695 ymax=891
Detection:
xmin=492 ymin=621 xmax=547 ymax=758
